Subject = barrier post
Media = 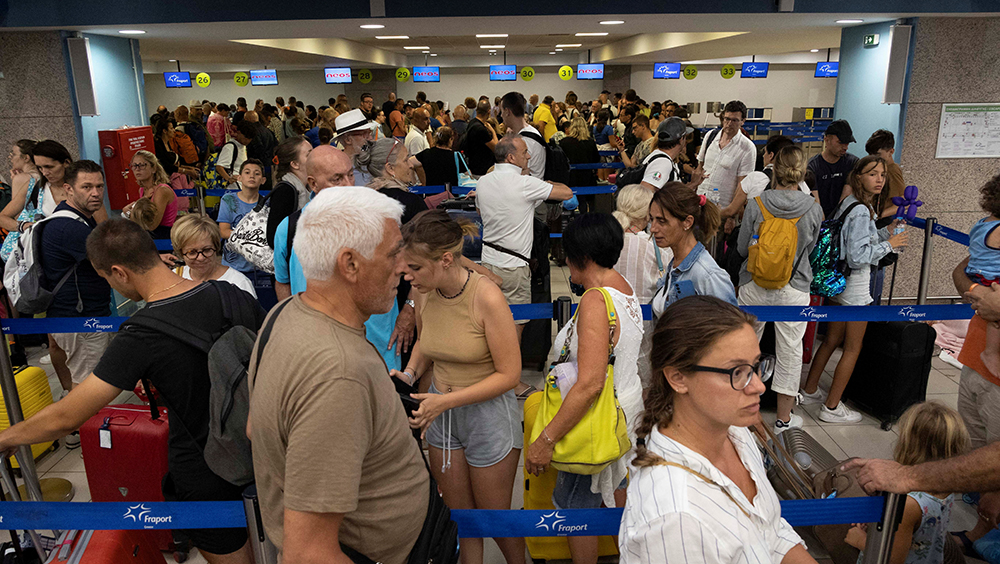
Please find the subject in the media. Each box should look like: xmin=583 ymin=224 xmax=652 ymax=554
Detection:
xmin=197 ymin=183 xmax=206 ymax=216
xmin=0 ymin=327 xmax=45 ymax=506
xmin=242 ymin=485 xmax=279 ymax=564
xmin=556 ymin=296 xmax=572 ymax=330
xmin=860 ymin=492 xmax=906 ymax=564
xmin=917 ymin=218 xmax=936 ymax=305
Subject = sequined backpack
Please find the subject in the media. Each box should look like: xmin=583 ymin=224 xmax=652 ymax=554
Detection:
xmin=809 ymin=201 xmax=863 ymax=297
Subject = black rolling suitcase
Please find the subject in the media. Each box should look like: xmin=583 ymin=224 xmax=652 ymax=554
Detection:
xmin=843 ymin=265 xmax=937 ymax=430
xmin=520 ymin=218 xmax=551 ymax=371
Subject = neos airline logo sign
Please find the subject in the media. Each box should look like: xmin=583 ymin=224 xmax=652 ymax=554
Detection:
xmin=324 ymin=68 xmax=352 ymax=83
xmin=576 ymin=64 xmax=604 ymax=78
xmin=413 ymin=67 xmax=440 ymax=82
xmin=490 ymin=65 xmax=517 ymax=80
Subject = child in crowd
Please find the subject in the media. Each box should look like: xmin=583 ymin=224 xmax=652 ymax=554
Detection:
xmin=845 ymin=401 xmax=970 ymax=564
xmin=965 ymin=174 xmax=1000 ymax=375
xmin=127 ymin=197 xmax=158 ymax=234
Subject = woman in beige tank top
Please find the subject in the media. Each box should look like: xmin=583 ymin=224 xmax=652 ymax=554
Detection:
xmin=390 ymin=209 xmax=525 ymax=564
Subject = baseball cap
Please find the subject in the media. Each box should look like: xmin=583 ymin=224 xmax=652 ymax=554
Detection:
xmin=825 ymin=120 xmax=855 ymax=144
xmin=656 ymin=117 xmax=694 ymax=144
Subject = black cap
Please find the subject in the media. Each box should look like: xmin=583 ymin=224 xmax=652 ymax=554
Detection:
xmin=656 ymin=117 xmax=694 ymax=144
xmin=825 ymin=119 xmax=855 ymax=144
xmin=405 ymin=100 xmax=420 ymax=109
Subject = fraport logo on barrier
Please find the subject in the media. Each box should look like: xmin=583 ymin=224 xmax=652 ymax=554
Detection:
xmin=898 ymin=306 xmax=927 ymax=320
xmin=798 ymin=307 xmax=828 ymax=321
xmin=123 ymin=504 xmax=173 ymax=527
xmin=83 ymin=318 xmax=115 ymax=332
xmin=535 ymin=511 xmax=589 ymax=535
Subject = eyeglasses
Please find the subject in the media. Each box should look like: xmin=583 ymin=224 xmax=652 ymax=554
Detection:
xmin=722 ymin=117 xmax=743 ymax=124
xmin=182 ymin=247 xmax=216 ymax=260
xmin=691 ymin=355 xmax=775 ymax=391
xmin=130 ymin=162 xmax=150 ymax=170
xmin=385 ymin=138 xmax=400 ymax=168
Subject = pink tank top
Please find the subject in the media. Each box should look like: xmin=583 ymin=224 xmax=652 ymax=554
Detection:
xmin=140 ymin=184 xmax=178 ymax=227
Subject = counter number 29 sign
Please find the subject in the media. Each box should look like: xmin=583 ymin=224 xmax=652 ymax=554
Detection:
xmin=395 ymin=67 xmax=411 ymax=82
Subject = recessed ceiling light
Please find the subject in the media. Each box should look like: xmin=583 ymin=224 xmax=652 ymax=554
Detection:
xmin=810 ymin=49 xmax=820 ymax=52
xmin=360 ymin=24 xmax=385 ymax=29
xmin=118 ymin=29 xmax=145 ymax=34
xmin=836 ymin=19 xmax=864 ymax=23
xmin=575 ymin=32 xmax=608 ymax=36
xmin=555 ymin=48 xmax=563 ymax=52
xmin=489 ymin=49 xmax=497 ymax=52
xmin=168 ymin=59 xmax=177 ymax=62
xmin=556 ymin=44 xmax=582 ymax=48
xmin=476 ymin=34 xmax=508 ymax=38
xmin=549 ymin=51 xmax=556 ymax=54
xmin=430 ymin=53 xmax=438 ymax=57
xmin=376 ymin=35 xmax=409 ymax=40
xmin=600 ymin=20 xmax=624 ymax=25
xmin=404 ymin=46 xmax=430 ymax=50
xmin=480 ymin=44 xmax=505 ymax=49
xmin=422 ymin=50 xmax=430 ymax=53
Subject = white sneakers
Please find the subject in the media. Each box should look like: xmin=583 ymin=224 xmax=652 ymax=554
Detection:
xmin=798 ymin=388 xmax=827 ymax=405
xmin=819 ymin=402 xmax=863 ymax=424
xmin=773 ymin=413 xmax=804 ymax=434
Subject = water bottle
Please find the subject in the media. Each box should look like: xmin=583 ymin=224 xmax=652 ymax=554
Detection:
xmin=709 ymin=186 xmax=721 ymax=205
xmin=749 ymin=234 xmax=759 ymax=247
xmin=893 ymin=215 xmax=905 ymax=253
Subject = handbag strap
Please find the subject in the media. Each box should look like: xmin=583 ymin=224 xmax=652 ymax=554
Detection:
xmin=555 ymin=287 xmax=618 ymax=364
xmin=650 ymin=460 xmax=751 ymax=519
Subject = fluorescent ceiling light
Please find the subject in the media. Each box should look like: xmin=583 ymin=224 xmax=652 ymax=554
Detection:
xmin=556 ymin=44 xmax=582 ymax=48
xmin=422 ymin=50 xmax=430 ymax=53
xmin=430 ymin=53 xmax=438 ymax=56
xmin=549 ymin=52 xmax=556 ymax=54
xmin=480 ymin=44 xmax=505 ymax=49
xmin=489 ymin=49 xmax=497 ymax=52
xmin=118 ymin=29 xmax=145 ymax=34
xmin=575 ymin=32 xmax=608 ymax=36
xmin=836 ymin=19 xmax=864 ymax=23
xmin=811 ymin=49 xmax=820 ymax=52
xmin=476 ymin=34 xmax=508 ymax=38
xmin=168 ymin=59 xmax=177 ymax=62
xmin=555 ymin=48 xmax=563 ymax=51
xmin=600 ymin=20 xmax=624 ymax=25
xmin=376 ymin=35 xmax=409 ymax=39
xmin=404 ymin=46 xmax=430 ymax=50
xmin=360 ymin=24 xmax=385 ymax=29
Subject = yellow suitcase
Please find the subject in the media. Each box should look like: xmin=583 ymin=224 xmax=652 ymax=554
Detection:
xmin=522 ymin=392 xmax=619 ymax=561
xmin=0 ymin=366 xmax=56 ymax=468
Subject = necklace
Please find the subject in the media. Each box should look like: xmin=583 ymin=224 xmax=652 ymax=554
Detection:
xmin=437 ymin=269 xmax=471 ymax=300
xmin=146 ymin=280 xmax=184 ymax=302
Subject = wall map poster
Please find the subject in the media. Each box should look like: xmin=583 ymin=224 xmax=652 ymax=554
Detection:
xmin=936 ymin=103 xmax=1000 ymax=158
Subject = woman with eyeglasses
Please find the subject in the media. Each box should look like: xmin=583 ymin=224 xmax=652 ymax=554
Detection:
xmin=122 ymin=150 xmax=177 ymax=239
xmin=356 ymin=137 xmax=428 ymax=223
xmin=169 ymin=213 xmax=256 ymax=298
xmin=620 ymin=296 xmax=815 ymax=564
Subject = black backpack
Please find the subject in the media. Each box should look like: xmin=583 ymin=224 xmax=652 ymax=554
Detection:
xmin=616 ymin=153 xmax=670 ymax=188
xmin=519 ymin=130 xmax=571 ymax=185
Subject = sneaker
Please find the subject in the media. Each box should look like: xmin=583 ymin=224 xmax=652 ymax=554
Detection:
xmin=819 ymin=402 xmax=863 ymax=424
xmin=799 ymin=388 xmax=828 ymax=406
xmin=39 ymin=354 xmax=51 ymax=365
xmin=64 ymin=431 xmax=80 ymax=449
xmin=774 ymin=413 xmax=804 ymax=434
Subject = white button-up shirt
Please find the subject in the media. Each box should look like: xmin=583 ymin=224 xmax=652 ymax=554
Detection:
xmin=698 ymin=130 xmax=757 ymax=207
xmin=619 ymin=425 xmax=804 ymax=564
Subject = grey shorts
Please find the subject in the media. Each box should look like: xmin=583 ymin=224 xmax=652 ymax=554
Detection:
xmin=425 ymin=382 xmax=523 ymax=468
xmin=553 ymin=472 xmax=627 ymax=509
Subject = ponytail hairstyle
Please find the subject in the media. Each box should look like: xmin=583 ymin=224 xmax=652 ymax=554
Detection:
xmin=613 ymin=184 xmax=653 ymax=230
xmin=772 ymin=145 xmax=806 ymax=187
xmin=30 ymin=139 xmax=73 ymax=190
xmin=650 ymin=182 xmax=721 ymax=244
xmin=401 ymin=209 xmax=478 ymax=263
xmin=274 ymin=136 xmax=310 ymax=181
xmin=633 ymin=296 xmax=757 ymax=468
xmin=595 ymin=109 xmax=611 ymax=131
xmin=434 ymin=126 xmax=454 ymax=148
xmin=848 ymin=155 xmax=886 ymax=219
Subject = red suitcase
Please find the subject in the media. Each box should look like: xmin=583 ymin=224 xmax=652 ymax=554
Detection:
xmin=52 ymin=529 xmax=168 ymax=564
xmin=80 ymin=404 xmax=175 ymax=553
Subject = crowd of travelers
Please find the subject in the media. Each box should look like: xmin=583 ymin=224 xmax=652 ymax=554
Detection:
xmin=0 ymin=85 xmax=998 ymax=564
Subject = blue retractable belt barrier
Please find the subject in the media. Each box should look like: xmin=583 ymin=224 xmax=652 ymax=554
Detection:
xmin=1 ymin=304 xmax=974 ymax=335
xmin=569 ymin=162 xmax=625 ymax=170
xmin=598 ymin=150 xmax=619 ymax=157
xmin=908 ymin=217 xmax=970 ymax=247
xmin=174 ymin=189 xmax=270 ymax=198
xmin=409 ymin=185 xmax=476 ymax=195
xmin=154 ymin=239 xmax=173 ymax=251
xmin=0 ymin=497 xmax=885 ymax=533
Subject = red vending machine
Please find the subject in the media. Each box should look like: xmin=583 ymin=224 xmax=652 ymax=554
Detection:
xmin=98 ymin=126 xmax=153 ymax=210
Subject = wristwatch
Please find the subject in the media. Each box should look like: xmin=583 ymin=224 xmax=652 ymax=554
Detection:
xmin=405 ymin=299 xmax=415 ymax=309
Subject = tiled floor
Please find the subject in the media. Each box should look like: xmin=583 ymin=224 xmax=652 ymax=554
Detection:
xmin=13 ymin=266 xmax=983 ymax=563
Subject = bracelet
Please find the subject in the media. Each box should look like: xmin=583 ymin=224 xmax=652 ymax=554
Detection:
xmin=402 ymin=369 xmax=416 ymax=386
xmin=542 ymin=428 xmax=555 ymax=445
xmin=971 ymin=283 xmax=981 ymax=294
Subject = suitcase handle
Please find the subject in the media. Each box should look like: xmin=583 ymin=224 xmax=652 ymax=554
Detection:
xmin=139 ymin=379 xmax=161 ymax=421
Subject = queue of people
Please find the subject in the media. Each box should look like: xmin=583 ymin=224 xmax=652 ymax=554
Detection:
xmin=0 ymin=84 xmax=994 ymax=564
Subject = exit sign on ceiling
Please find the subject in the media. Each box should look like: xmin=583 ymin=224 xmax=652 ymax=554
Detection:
xmin=864 ymin=34 xmax=880 ymax=47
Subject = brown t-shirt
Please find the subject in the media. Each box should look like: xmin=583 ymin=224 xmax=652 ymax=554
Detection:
xmin=249 ymin=296 xmax=429 ymax=563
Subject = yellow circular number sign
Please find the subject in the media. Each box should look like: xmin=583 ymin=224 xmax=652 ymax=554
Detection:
xmin=559 ymin=65 xmax=574 ymax=81
xmin=195 ymin=72 xmax=211 ymax=88
xmin=395 ymin=67 xmax=411 ymax=82
xmin=721 ymin=64 xmax=736 ymax=79
xmin=234 ymin=72 xmax=249 ymax=87
xmin=358 ymin=69 xmax=373 ymax=84
xmin=520 ymin=67 xmax=535 ymax=81
xmin=683 ymin=65 xmax=698 ymax=80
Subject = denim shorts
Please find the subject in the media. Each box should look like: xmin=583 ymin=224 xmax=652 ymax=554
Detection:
xmin=552 ymin=472 xmax=627 ymax=510
xmin=425 ymin=382 xmax=522 ymax=468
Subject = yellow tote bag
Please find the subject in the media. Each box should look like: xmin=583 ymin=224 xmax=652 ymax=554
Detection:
xmin=531 ymin=287 xmax=631 ymax=475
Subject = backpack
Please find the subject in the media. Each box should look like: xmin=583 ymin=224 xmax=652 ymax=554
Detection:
xmin=202 ymin=140 xmax=239 ymax=191
xmin=809 ymin=201 xmax=864 ymax=297
xmin=123 ymin=281 xmax=266 ymax=486
xmin=616 ymin=153 xmax=670 ymax=188
xmin=519 ymin=130 xmax=571 ymax=185
xmin=170 ymin=130 xmax=199 ymax=165
xmin=182 ymin=121 xmax=211 ymax=159
xmin=747 ymin=196 xmax=802 ymax=290
xmin=3 ymin=210 xmax=87 ymax=315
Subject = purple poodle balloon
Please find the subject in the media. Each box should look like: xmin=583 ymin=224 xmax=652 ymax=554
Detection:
xmin=891 ymin=185 xmax=922 ymax=221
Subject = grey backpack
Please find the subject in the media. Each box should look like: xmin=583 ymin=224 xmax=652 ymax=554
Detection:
xmin=124 ymin=281 xmax=270 ymax=486
xmin=2 ymin=210 xmax=87 ymax=315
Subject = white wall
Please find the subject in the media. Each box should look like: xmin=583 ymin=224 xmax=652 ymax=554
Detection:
xmin=629 ymin=64 xmax=837 ymax=124
xmin=395 ymin=66 xmax=606 ymax=110
xmin=144 ymin=70 xmax=347 ymax=115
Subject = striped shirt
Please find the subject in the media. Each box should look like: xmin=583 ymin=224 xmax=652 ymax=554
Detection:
xmin=619 ymin=425 xmax=804 ymax=564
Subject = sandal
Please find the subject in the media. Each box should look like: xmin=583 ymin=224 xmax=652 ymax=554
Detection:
xmin=952 ymin=530 xmax=978 ymax=557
